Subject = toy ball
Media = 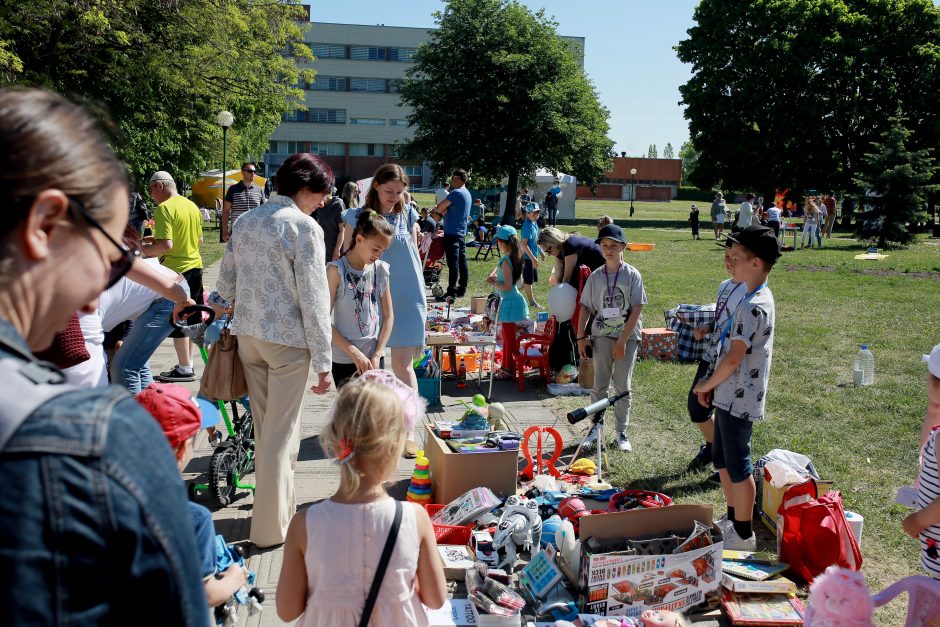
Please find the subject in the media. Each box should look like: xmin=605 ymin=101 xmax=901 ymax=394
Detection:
xmin=555 ymin=364 xmax=579 ymax=384
xmin=559 ymin=496 xmax=587 ymax=520
xmin=569 ymin=458 xmax=597 ymax=476
xmin=541 ymin=515 xmax=563 ymax=548
xmin=472 ymin=394 xmax=487 ymax=407
xmin=547 ymin=283 xmax=577 ymax=323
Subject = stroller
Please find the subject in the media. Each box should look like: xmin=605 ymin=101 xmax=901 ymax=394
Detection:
xmin=420 ymin=231 xmax=446 ymax=298
xmin=171 ymin=304 xmax=256 ymax=507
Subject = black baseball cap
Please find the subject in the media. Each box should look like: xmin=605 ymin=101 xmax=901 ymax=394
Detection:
xmin=727 ymin=225 xmax=781 ymax=265
xmin=595 ymin=224 xmax=627 ymax=245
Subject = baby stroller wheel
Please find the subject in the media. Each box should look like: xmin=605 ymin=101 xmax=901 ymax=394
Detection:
xmin=209 ymin=445 xmax=238 ymax=507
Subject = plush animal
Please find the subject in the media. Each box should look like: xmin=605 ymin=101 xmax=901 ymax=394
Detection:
xmin=487 ymin=401 xmax=507 ymax=431
xmin=805 ymin=565 xmax=875 ymax=627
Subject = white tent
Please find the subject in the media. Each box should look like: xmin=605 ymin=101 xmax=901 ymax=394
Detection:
xmin=499 ymin=170 xmax=578 ymax=222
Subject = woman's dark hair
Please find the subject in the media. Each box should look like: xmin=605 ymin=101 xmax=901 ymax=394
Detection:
xmin=0 ymin=88 xmax=127 ymax=240
xmin=498 ymin=234 xmax=523 ymax=285
xmin=364 ymin=164 xmax=409 ymax=214
xmin=347 ymin=210 xmax=393 ymax=254
xmin=275 ymin=153 xmax=335 ymax=197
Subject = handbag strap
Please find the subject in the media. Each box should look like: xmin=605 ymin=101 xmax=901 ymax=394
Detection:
xmin=359 ymin=499 xmax=402 ymax=627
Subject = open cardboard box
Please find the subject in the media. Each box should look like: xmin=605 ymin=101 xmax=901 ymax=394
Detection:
xmin=423 ymin=423 xmax=519 ymax=504
xmin=576 ymin=505 xmax=723 ymax=617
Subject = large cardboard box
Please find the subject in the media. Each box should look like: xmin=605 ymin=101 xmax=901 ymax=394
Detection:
xmin=577 ymin=505 xmax=722 ymax=618
xmin=423 ymin=424 xmax=519 ymax=504
xmin=759 ymin=479 xmax=835 ymax=532
xmin=470 ymin=296 xmax=488 ymax=314
xmin=640 ymin=328 xmax=678 ymax=361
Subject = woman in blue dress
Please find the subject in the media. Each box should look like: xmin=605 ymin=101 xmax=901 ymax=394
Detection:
xmin=342 ymin=165 xmax=425 ymax=454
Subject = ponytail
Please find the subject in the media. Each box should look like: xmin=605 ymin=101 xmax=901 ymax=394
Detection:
xmin=347 ymin=209 xmax=393 ymax=254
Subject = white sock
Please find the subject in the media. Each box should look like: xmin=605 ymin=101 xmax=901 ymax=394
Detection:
xmin=177 ymin=365 xmax=194 ymax=375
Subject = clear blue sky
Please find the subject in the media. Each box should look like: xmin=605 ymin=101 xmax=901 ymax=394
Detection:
xmin=309 ymin=1 xmax=699 ymax=157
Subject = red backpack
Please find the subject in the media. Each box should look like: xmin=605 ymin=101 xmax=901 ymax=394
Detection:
xmin=777 ymin=480 xmax=863 ymax=583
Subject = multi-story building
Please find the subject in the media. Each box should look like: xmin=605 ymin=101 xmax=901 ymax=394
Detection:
xmin=266 ymin=21 xmax=585 ymax=189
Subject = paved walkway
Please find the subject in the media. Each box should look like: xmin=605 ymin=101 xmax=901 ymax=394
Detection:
xmin=153 ymin=262 xmax=579 ymax=625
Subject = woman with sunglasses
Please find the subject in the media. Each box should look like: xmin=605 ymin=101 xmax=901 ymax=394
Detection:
xmin=0 ymin=88 xmax=210 ymax=625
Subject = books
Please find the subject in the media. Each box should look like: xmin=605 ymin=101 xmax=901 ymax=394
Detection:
xmin=431 ymin=488 xmax=500 ymax=527
xmin=424 ymin=599 xmax=477 ymax=626
xmin=721 ymin=559 xmax=789 ymax=581
xmin=435 ymin=420 xmax=489 ymax=440
xmin=721 ymin=572 xmax=797 ymax=595
xmin=438 ymin=545 xmax=476 ymax=579
xmin=448 ymin=438 xmax=501 ymax=454
xmin=720 ymin=588 xmax=806 ymax=626
xmin=723 ymin=550 xmax=779 ymax=564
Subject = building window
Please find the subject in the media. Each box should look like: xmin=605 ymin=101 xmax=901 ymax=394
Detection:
xmin=307 ymin=108 xmax=346 ymax=124
xmin=350 ymin=118 xmax=386 ymax=126
xmin=310 ymin=76 xmax=348 ymax=91
xmin=405 ymin=165 xmax=422 ymax=177
xmin=388 ymin=146 xmax=400 ymax=157
xmin=349 ymin=77 xmax=387 ymax=93
xmin=350 ymin=46 xmax=387 ymax=61
xmin=349 ymin=143 xmax=380 ymax=157
xmin=309 ymin=142 xmax=345 ymax=156
xmin=311 ymin=43 xmax=346 ymax=59
xmin=269 ymin=141 xmax=281 ymax=154
xmin=387 ymin=79 xmax=401 ymax=93
xmin=389 ymin=119 xmax=409 ymax=127
xmin=389 ymin=47 xmax=416 ymax=62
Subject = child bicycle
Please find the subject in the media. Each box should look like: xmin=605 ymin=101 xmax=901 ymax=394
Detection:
xmin=171 ymin=305 xmax=256 ymax=507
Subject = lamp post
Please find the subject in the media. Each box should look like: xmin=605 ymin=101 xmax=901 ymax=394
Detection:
xmin=217 ymin=110 xmax=234 ymax=242
xmin=630 ymin=168 xmax=637 ymax=217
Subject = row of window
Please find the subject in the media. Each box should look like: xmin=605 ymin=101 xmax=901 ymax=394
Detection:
xmin=603 ymin=178 xmax=677 ymax=186
xmin=281 ymin=109 xmax=408 ymax=127
xmin=268 ymin=141 xmax=422 ymax=171
xmin=306 ymin=76 xmax=402 ymax=94
xmin=310 ymin=43 xmax=417 ymax=63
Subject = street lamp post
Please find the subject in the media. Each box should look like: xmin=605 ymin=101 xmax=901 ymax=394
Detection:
xmin=630 ymin=168 xmax=637 ymax=217
xmin=217 ymin=110 xmax=234 ymax=242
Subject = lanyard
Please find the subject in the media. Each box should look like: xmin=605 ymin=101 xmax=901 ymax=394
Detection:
xmin=604 ymin=264 xmax=621 ymax=305
xmin=714 ymin=282 xmax=743 ymax=324
xmin=717 ymin=282 xmax=767 ymax=349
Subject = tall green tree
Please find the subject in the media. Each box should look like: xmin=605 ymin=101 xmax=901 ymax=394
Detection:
xmin=853 ymin=116 xmax=937 ymax=247
xmin=647 ymin=144 xmax=658 ymax=159
xmin=0 ymin=0 xmax=312 ymax=185
xmin=663 ymin=142 xmax=675 ymax=160
xmin=678 ymin=141 xmax=700 ymax=186
xmin=399 ymin=0 xmax=612 ymax=224
xmin=676 ymin=0 xmax=940 ymax=197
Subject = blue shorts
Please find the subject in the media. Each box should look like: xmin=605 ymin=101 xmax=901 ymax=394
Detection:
xmin=523 ymin=257 xmax=538 ymax=285
xmin=712 ymin=407 xmax=754 ymax=482
xmin=687 ymin=359 xmax=713 ymax=424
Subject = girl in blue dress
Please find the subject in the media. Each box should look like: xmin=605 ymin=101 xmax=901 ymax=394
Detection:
xmin=486 ymin=225 xmax=529 ymax=375
xmin=342 ymin=165 xmax=425 ymax=456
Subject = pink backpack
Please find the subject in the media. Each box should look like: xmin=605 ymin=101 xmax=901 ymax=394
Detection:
xmin=777 ymin=480 xmax=863 ymax=583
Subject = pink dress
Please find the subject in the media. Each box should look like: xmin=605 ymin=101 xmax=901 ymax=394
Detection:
xmin=298 ymin=497 xmax=428 ymax=627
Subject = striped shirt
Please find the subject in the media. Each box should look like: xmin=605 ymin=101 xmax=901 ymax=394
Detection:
xmin=917 ymin=428 xmax=940 ymax=578
xmin=224 ymin=181 xmax=266 ymax=225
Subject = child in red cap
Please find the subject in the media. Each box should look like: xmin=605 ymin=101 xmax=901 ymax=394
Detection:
xmin=137 ymin=382 xmax=247 ymax=607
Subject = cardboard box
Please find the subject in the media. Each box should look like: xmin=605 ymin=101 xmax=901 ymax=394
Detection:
xmin=579 ymin=358 xmax=594 ymax=389
xmin=640 ymin=328 xmax=678 ymax=361
xmin=577 ymin=505 xmax=722 ymax=618
xmin=471 ymin=296 xmax=488 ymax=314
xmin=759 ymin=479 xmax=835 ymax=532
xmin=424 ymin=424 xmax=519 ymax=504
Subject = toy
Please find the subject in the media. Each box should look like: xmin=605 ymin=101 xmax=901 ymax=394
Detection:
xmin=805 ymin=565 xmax=875 ymax=627
xmin=405 ymin=450 xmax=432 ymax=503
xmin=213 ymin=538 xmax=264 ymax=626
xmin=568 ymin=458 xmax=597 ymax=476
xmin=471 ymin=529 xmax=499 ymax=566
xmin=540 ymin=515 xmax=563 ymax=548
xmin=555 ymin=364 xmax=579 ymax=384
xmin=555 ymin=520 xmax=580 ymax=577
xmin=487 ymin=401 xmax=507 ymax=430
xmin=492 ymin=495 xmax=543 ymax=569
xmin=608 ymin=489 xmax=672 ymax=512
xmin=547 ymin=283 xmax=577 ymax=322
xmin=553 ymin=609 xmax=692 ymax=626
xmin=558 ymin=496 xmax=592 ymax=535
xmin=520 ymin=426 xmax=563 ymax=479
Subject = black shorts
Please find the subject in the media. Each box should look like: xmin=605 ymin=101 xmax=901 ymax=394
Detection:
xmin=687 ymin=359 xmax=714 ymax=423
xmin=523 ymin=257 xmax=538 ymax=285
xmin=168 ymin=267 xmax=204 ymax=338
xmin=332 ymin=357 xmax=386 ymax=388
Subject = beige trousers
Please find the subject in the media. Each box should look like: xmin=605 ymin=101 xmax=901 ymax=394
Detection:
xmin=237 ymin=335 xmax=311 ymax=547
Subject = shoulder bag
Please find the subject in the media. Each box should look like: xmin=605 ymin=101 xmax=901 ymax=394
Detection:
xmin=358 ymin=500 xmax=402 ymax=627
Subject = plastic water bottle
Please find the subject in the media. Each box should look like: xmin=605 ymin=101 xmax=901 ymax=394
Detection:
xmin=854 ymin=345 xmax=875 ymax=386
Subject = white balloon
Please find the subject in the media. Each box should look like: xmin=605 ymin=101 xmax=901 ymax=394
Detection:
xmin=547 ymin=283 xmax=578 ymax=322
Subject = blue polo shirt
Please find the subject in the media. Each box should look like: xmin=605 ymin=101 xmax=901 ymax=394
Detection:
xmin=443 ymin=186 xmax=472 ymax=237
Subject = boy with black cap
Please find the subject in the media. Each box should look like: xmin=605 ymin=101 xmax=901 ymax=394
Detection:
xmin=576 ymin=224 xmax=648 ymax=452
xmin=693 ymin=225 xmax=779 ymax=550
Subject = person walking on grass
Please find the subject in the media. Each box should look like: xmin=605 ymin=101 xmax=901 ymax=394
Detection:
xmin=520 ymin=202 xmax=543 ymax=308
xmin=486 ymin=225 xmax=529 ymax=378
xmin=694 ymin=225 xmax=779 ymax=551
xmin=801 ymin=197 xmax=821 ymax=249
xmin=430 ymin=168 xmax=472 ymax=301
xmin=327 ymin=210 xmax=394 ymax=388
xmin=689 ymin=203 xmax=701 ymax=240
xmin=710 ymin=192 xmax=727 ymax=240
xmin=576 ymin=224 xmax=647 ymax=453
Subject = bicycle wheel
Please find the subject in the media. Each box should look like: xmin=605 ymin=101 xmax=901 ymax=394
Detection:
xmin=209 ymin=445 xmax=237 ymax=507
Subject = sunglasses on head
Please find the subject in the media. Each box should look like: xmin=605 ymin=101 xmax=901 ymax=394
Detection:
xmin=69 ymin=197 xmax=139 ymax=288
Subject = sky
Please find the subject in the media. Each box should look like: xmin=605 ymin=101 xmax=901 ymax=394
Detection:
xmin=309 ymin=0 xmax=699 ymax=157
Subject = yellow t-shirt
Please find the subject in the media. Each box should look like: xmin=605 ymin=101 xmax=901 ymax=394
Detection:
xmin=153 ymin=195 xmax=203 ymax=273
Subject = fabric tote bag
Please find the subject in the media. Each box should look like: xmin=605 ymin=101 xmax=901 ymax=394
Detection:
xmin=199 ymin=327 xmax=248 ymax=401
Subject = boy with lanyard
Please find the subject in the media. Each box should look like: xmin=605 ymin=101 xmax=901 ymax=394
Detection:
xmin=576 ymin=224 xmax=648 ymax=452
xmin=693 ymin=225 xmax=779 ymax=550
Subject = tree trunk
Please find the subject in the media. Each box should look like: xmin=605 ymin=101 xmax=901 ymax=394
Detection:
xmin=502 ymin=171 xmax=519 ymax=226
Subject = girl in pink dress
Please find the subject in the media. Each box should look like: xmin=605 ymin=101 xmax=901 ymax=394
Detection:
xmin=276 ymin=370 xmax=447 ymax=626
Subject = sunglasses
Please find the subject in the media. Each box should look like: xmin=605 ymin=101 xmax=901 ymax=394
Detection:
xmin=69 ymin=197 xmax=139 ymax=288
xmin=243 ymin=169 xmax=256 ymax=174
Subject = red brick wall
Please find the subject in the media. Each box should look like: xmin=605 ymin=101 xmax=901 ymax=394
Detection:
xmin=576 ymin=184 xmax=621 ymax=199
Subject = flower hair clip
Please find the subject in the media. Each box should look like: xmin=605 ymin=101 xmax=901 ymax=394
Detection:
xmin=357 ymin=369 xmax=427 ymax=431
xmin=332 ymin=438 xmax=355 ymax=465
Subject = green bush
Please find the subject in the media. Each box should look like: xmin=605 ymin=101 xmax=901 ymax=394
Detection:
xmin=675 ymin=186 xmax=715 ymax=201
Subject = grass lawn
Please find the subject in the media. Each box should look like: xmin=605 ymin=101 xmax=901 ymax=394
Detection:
xmin=203 ymin=196 xmax=939 ymax=621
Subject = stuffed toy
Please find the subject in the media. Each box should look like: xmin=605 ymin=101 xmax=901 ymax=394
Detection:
xmin=553 ymin=609 xmax=692 ymax=626
xmin=487 ymin=401 xmax=507 ymax=431
xmin=805 ymin=565 xmax=875 ymax=627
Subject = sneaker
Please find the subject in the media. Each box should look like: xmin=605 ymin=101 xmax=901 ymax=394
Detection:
xmin=688 ymin=443 xmax=712 ymax=469
xmin=528 ymin=301 xmax=543 ymax=309
xmin=616 ymin=432 xmax=633 ymax=452
xmin=714 ymin=516 xmax=734 ymax=535
xmin=577 ymin=426 xmax=598 ymax=452
xmin=403 ymin=439 xmax=419 ymax=459
xmin=722 ymin=527 xmax=757 ymax=551
xmin=158 ymin=365 xmax=195 ymax=382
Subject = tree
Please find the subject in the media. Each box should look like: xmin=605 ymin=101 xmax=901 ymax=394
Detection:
xmin=399 ymin=0 xmax=612 ymax=224
xmin=647 ymin=144 xmax=658 ymax=159
xmin=678 ymin=141 xmax=701 ymax=186
xmin=663 ymin=142 xmax=675 ymax=160
xmin=676 ymin=0 xmax=940 ymax=195
xmin=853 ymin=116 xmax=937 ymax=247
xmin=0 ymin=0 xmax=312 ymax=185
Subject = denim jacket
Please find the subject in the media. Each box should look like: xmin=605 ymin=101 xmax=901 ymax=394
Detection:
xmin=0 ymin=317 xmax=210 ymax=626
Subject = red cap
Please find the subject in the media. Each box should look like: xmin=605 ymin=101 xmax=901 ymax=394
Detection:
xmin=137 ymin=382 xmax=219 ymax=448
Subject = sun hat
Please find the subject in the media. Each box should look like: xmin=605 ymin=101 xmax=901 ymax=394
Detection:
xmin=727 ymin=225 xmax=781 ymax=265
xmin=496 ymin=225 xmax=518 ymax=241
xmin=595 ymin=224 xmax=627 ymax=245
xmin=137 ymin=382 xmax=220 ymax=448
xmin=924 ymin=344 xmax=940 ymax=379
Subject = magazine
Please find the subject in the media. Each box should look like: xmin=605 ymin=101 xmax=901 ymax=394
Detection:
xmin=720 ymin=589 xmax=805 ymax=626
xmin=721 ymin=559 xmax=789 ymax=581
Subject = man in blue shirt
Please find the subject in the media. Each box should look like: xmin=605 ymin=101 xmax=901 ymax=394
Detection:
xmin=431 ymin=169 xmax=472 ymax=300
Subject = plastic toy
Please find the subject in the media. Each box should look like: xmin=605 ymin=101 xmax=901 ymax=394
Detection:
xmin=540 ymin=515 xmax=563 ymax=549
xmin=555 ymin=364 xmax=579 ymax=384
xmin=520 ymin=426 xmax=563 ymax=479
xmin=568 ymin=458 xmax=597 ymax=476
xmin=608 ymin=489 xmax=672 ymax=512
xmin=406 ymin=450 xmax=432 ymax=503
xmin=213 ymin=538 xmax=264 ymax=626
xmin=471 ymin=529 xmax=499 ymax=566
xmin=493 ymin=495 xmax=543 ymax=569
xmin=805 ymin=565 xmax=875 ymax=627
xmin=487 ymin=401 xmax=507 ymax=430
xmin=558 ymin=496 xmax=592 ymax=536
